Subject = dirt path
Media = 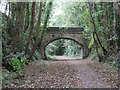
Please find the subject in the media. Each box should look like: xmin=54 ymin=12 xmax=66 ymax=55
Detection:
xmin=53 ymin=56 xmax=118 ymax=88
xmin=3 ymin=56 xmax=118 ymax=88
xmin=71 ymin=59 xmax=111 ymax=88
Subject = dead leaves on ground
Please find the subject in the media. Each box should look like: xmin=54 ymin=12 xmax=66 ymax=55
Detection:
xmin=3 ymin=60 xmax=82 ymax=88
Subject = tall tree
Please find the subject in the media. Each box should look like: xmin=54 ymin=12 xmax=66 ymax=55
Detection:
xmin=93 ymin=32 xmax=100 ymax=60
xmin=39 ymin=1 xmax=53 ymax=46
xmin=88 ymin=2 xmax=107 ymax=56
xmin=10 ymin=2 xmax=25 ymax=52
xmin=28 ymin=0 xmax=43 ymax=60
xmin=25 ymin=2 xmax=36 ymax=54
xmin=24 ymin=2 xmax=30 ymax=31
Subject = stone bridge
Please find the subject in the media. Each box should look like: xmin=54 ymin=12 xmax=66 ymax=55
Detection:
xmin=40 ymin=27 xmax=90 ymax=59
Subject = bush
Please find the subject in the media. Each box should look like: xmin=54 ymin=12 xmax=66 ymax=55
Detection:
xmin=2 ymin=56 xmax=28 ymax=86
xmin=8 ymin=57 xmax=28 ymax=74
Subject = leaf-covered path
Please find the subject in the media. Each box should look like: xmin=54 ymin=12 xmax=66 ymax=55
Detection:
xmin=4 ymin=56 xmax=118 ymax=88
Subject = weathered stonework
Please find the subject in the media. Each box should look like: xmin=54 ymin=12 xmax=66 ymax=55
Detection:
xmin=41 ymin=27 xmax=90 ymax=59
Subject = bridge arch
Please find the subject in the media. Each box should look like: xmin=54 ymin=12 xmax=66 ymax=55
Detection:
xmin=44 ymin=37 xmax=84 ymax=59
xmin=40 ymin=27 xmax=90 ymax=59
xmin=44 ymin=37 xmax=84 ymax=48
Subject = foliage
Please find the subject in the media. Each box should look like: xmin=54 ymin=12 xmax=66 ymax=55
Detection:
xmin=2 ymin=52 xmax=28 ymax=75
xmin=2 ymin=68 xmax=19 ymax=86
xmin=108 ymin=55 xmax=120 ymax=69
xmin=109 ymin=60 xmax=120 ymax=69
xmin=9 ymin=57 xmax=28 ymax=73
xmin=46 ymin=39 xmax=83 ymax=58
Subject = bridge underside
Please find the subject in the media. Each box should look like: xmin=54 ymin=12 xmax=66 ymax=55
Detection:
xmin=40 ymin=27 xmax=90 ymax=59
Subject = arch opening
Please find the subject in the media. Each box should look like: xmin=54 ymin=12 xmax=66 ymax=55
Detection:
xmin=44 ymin=38 xmax=84 ymax=60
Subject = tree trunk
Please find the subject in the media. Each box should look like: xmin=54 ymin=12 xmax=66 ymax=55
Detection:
xmin=88 ymin=2 xmax=107 ymax=55
xmin=28 ymin=1 xmax=42 ymax=60
xmin=39 ymin=1 xmax=53 ymax=47
xmin=25 ymin=2 xmax=36 ymax=54
xmin=10 ymin=2 xmax=25 ymax=53
xmin=93 ymin=32 xmax=100 ymax=60
xmin=24 ymin=3 xmax=30 ymax=31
